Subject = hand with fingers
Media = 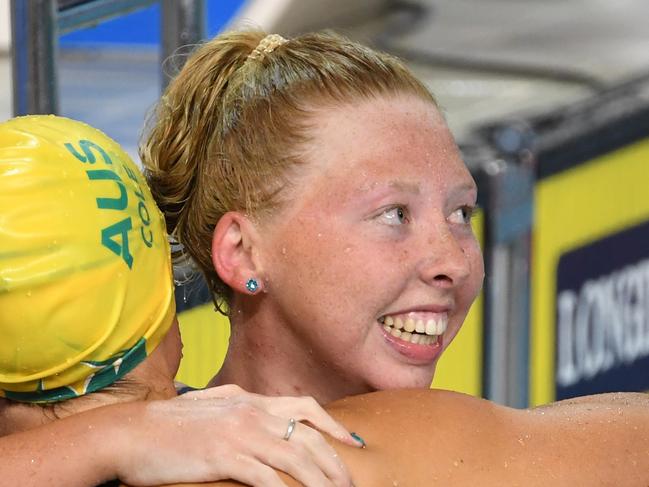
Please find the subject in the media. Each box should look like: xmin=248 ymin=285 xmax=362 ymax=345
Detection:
xmin=116 ymin=384 xmax=365 ymax=487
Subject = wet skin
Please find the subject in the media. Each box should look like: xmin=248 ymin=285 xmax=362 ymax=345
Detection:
xmin=219 ymin=95 xmax=484 ymax=402
xmin=160 ymin=389 xmax=649 ymax=487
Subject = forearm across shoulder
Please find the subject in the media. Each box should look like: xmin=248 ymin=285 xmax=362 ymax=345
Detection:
xmin=0 ymin=401 xmax=147 ymax=487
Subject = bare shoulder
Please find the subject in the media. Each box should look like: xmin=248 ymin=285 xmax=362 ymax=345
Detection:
xmin=141 ymin=389 xmax=649 ymax=487
xmin=326 ymin=389 xmax=649 ymax=486
xmin=326 ymin=388 xmax=505 ymax=423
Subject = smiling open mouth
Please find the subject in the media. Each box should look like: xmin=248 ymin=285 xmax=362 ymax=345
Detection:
xmin=378 ymin=314 xmax=447 ymax=345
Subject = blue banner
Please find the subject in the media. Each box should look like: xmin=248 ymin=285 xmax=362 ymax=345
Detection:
xmin=555 ymin=219 xmax=649 ymax=399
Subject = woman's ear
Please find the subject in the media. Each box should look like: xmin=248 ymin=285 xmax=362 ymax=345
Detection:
xmin=212 ymin=212 xmax=263 ymax=294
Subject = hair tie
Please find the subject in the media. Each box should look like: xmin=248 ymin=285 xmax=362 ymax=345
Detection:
xmin=247 ymin=34 xmax=287 ymax=61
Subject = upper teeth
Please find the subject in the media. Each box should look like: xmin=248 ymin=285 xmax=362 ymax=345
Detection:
xmin=381 ymin=314 xmax=448 ymax=345
xmin=383 ymin=315 xmax=447 ymax=336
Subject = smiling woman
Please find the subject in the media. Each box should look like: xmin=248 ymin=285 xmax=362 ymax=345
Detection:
xmin=141 ymin=30 xmax=483 ymax=404
xmin=234 ymin=96 xmax=483 ymax=396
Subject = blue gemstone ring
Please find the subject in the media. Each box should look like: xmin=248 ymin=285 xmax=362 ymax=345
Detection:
xmin=245 ymin=278 xmax=259 ymax=293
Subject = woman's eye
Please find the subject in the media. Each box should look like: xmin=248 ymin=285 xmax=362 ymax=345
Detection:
xmin=449 ymin=206 xmax=475 ymax=224
xmin=379 ymin=206 xmax=409 ymax=225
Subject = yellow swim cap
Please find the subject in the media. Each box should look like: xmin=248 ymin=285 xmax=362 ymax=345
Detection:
xmin=0 ymin=115 xmax=175 ymax=403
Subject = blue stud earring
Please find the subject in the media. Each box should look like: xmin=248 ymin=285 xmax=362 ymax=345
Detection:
xmin=245 ymin=278 xmax=260 ymax=294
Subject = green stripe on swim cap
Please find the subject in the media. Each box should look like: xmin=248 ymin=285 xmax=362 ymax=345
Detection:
xmin=2 ymin=338 xmax=148 ymax=403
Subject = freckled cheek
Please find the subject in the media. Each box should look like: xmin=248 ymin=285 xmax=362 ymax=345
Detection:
xmin=384 ymin=248 xmax=412 ymax=279
xmin=465 ymin=240 xmax=485 ymax=299
xmin=284 ymin=234 xmax=349 ymax=287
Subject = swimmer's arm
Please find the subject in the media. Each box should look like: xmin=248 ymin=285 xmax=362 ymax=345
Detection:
xmin=0 ymin=401 xmax=143 ymax=487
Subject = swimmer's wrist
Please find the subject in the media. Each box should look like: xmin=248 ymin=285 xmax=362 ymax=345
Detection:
xmin=94 ymin=401 xmax=151 ymax=483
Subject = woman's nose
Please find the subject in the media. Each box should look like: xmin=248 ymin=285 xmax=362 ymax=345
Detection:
xmin=418 ymin=225 xmax=471 ymax=288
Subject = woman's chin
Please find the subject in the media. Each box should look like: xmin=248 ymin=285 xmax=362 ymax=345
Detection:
xmin=365 ymin=361 xmax=438 ymax=392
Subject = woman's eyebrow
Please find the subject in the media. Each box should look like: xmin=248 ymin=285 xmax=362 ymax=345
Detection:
xmin=450 ymin=181 xmax=478 ymax=198
xmin=357 ymin=180 xmax=421 ymax=194
xmin=387 ymin=180 xmax=421 ymax=194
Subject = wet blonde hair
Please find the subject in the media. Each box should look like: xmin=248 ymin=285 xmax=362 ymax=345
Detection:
xmin=140 ymin=30 xmax=435 ymax=310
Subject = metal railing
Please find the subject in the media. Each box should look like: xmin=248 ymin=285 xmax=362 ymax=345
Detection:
xmin=10 ymin=0 xmax=205 ymax=116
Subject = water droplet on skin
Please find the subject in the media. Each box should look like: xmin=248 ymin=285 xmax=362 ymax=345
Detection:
xmin=317 ymin=233 xmax=322 ymax=238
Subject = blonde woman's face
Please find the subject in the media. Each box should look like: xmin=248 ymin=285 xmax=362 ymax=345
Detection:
xmin=260 ymin=95 xmax=484 ymax=394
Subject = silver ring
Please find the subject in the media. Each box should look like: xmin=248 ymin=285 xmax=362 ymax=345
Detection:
xmin=283 ymin=418 xmax=296 ymax=441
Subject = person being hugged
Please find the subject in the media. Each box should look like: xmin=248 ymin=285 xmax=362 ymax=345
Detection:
xmin=139 ymin=30 xmax=649 ymax=487
xmin=141 ymin=30 xmax=484 ymax=404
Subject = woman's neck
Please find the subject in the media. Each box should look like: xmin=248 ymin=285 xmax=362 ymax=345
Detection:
xmin=210 ymin=307 xmax=372 ymax=404
xmin=0 ymin=369 xmax=176 ymax=436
